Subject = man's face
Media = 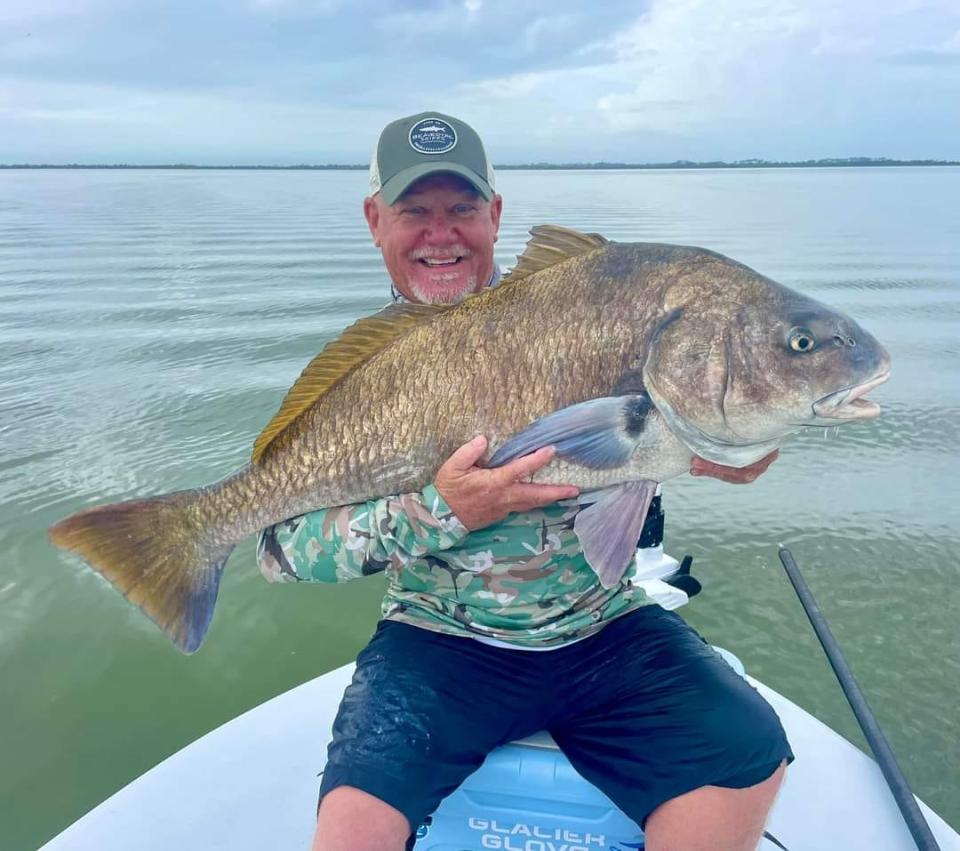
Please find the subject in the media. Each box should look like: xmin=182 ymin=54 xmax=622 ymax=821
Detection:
xmin=364 ymin=174 xmax=503 ymax=305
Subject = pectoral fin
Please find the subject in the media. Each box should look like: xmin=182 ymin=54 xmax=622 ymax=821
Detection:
xmin=574 ymin=480 xmax=658 ymax=588
xmin=489 ymin=395 xmax=652 ymax=469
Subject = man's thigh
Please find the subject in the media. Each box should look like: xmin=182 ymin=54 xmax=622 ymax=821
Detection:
xmin=319 ymin=620 xmax=549 ymax=833
xmin=549 ymin=606 xmax=794 ymax=828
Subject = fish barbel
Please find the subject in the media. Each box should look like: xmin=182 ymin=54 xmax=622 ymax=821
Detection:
xmin=49 ymin=226 xmax=890 ymax=652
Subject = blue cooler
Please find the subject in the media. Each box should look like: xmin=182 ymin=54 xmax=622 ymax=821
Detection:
xmin=413 ymin=729 xmax=646 ymax=850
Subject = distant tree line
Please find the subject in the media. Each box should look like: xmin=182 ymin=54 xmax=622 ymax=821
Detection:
xmin=497 ymin=157 xmax=960 ymax=169
xmin=1 ymin=157 xmax=957 ymax=170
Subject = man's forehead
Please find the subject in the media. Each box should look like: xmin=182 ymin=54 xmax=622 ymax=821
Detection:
xmin=398 ymin=173 xmax=481 ymax=201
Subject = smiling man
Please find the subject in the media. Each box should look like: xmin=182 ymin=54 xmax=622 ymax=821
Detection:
xmin=258 ymin=112 xmax=790 ymax=851
xmin=363 ymin=115 xmax=502 ymax=305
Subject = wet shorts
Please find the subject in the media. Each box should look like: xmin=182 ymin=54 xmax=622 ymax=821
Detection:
xmin=318 ymin=606 xmax=793 ymax=834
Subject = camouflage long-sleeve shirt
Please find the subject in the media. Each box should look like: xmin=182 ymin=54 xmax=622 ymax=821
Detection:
xmin=257 ymin=485 xmax=652 ymax=648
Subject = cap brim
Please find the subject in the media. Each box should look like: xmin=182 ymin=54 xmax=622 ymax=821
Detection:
xmin=379 ymin=162 xmax=493 ymax=205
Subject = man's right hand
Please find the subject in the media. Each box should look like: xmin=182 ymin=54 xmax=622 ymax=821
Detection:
xmin=434 ymin=435 xmax=579 ymax=531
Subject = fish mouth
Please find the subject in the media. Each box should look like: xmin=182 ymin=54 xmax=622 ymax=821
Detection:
xmin=812 ymin=371 xmax=890 ymax=420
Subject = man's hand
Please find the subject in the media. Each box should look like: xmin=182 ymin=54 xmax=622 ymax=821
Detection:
xmin=690 ymin=449 xmax=779 ymax=484
xmin=434 ymin=436 xmax=579 ymax=531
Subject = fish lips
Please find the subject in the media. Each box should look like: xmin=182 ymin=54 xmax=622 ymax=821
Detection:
xmin=812 ymin=371 xmax=890 ymax=421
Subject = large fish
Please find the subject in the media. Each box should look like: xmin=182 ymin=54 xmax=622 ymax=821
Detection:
xmin=50 ymin=226 xmax=890 ymax=653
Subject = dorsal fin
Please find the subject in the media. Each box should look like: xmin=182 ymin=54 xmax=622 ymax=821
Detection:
xmin=252 ymin=302 xmax=447 ymax=463
xmin=499 ymin=224 xmax=609 ymax=287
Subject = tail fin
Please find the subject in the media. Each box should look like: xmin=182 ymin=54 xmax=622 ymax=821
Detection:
xmin=49 ymin=491 xmax=234 ymax=654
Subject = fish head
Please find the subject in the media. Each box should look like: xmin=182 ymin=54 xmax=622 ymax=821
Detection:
xmin=729 ymin=289 xmax=891 ymax=431
xmin=642 ymin=273 xmax=890 ymax=465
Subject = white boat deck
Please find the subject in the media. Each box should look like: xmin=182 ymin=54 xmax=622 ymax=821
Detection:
xmin=40 ymin=662 xmax=960 ymax=851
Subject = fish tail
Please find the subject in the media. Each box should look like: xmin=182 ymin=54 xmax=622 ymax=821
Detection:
xmin=49 ymin=490 xmax=233 ymax=654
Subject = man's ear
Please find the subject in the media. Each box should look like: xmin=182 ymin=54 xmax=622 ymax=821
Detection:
xmin=490 ymin=193 xmax=503 ymax=242
xmin=363 ymin=196 xmax=382 ymax=247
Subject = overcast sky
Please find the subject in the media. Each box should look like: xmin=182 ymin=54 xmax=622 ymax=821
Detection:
xmin=1 ymin=0 xmax=958 ymax=164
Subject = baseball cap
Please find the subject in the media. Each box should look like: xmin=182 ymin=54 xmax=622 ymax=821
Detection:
xmin=369 ymin=112 xmax=495 ymax=205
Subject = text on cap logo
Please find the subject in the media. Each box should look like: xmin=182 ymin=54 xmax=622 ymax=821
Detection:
xmin=409 ymin=118 xmax=458 ymax=154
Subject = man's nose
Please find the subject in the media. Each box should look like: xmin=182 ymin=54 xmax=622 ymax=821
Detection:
xmin=423 ymin=214 xmax=458 ymax=242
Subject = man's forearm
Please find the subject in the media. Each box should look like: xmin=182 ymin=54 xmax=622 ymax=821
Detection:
xmin=256 ymin=485 xmax=470 ymax=584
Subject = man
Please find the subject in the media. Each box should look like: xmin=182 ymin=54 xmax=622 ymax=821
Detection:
xmin=258 ymin=112 xmax=790 ymax=851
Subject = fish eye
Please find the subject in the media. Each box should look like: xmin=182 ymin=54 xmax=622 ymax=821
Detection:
xmin=788 ymin=328 xmax=816 ymax=353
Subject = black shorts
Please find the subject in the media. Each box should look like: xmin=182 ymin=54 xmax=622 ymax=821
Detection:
xmin=318 ymin=606 xmax=793 ymax=833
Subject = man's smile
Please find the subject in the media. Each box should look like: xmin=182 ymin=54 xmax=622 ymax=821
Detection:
xmin=411 ymin=247 xmax=472 ymax=269
xmin=419 ymin=257 xmax=461 ymax=266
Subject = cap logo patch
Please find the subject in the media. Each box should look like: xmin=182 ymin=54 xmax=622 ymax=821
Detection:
xmin=409 ymin=117 xmax=457 ymax=154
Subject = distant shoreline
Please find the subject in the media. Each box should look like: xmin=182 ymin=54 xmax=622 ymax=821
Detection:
xmin=1 ymin=157 xmax=958 ymax=170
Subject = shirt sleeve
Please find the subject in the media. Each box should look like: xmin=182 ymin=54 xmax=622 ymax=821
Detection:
xmin=256 ymin=484 xmax=470 ymax=584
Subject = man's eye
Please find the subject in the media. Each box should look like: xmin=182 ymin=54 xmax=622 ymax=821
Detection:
xmin=402 ymin=207 xmax=427 ymax=216
xmin=453 ymin=204 xmax=476 ymax=216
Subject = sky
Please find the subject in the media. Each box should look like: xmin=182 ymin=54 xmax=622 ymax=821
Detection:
xmin=1 ymin=0 xmax=958 ymax=165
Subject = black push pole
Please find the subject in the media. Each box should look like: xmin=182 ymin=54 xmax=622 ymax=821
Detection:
xmin=777 ymin=547 xmax=941 ymax=851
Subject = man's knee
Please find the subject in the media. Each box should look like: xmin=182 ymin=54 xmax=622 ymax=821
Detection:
xmin=645 ymin=762 xmax=788 ymax=851
xmin=313 ymin=786 xmax=411 ymax=851
xmin=737 ymin=759 xmax=787 ymax=804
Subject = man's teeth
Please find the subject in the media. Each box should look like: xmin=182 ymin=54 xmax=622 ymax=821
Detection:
xmin=420 ymin=257 xmax=460 ymax=266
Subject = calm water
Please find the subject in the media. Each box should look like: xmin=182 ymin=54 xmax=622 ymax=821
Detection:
xmin=1 ymin=168 xmax=958 ymax=848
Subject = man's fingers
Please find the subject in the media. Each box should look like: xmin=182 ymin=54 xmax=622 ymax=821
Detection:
xmin=691 ymin=448 xmax=780 ymax=483
xmin=438 ymin=440 xmax=578 ymax=529
xmin=725 ymin=449 xmax=779 ymax=482
xmin=442 ymin=435 xmax=489 ymax=474
xmin=497 ymin=445 xmax=556 ymax=483
xmin=509 ymin=482 xmax=579 ymax=511
xmin=754 ymin=448 xmax=780 ymax=471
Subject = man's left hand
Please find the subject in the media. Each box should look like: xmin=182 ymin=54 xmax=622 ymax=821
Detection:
xmin=690 ymin=449 xmax=779 ymax=484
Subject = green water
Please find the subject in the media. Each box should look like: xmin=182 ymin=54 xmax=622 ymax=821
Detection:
xmin=1 ymin=167 xmax=958 ymax=849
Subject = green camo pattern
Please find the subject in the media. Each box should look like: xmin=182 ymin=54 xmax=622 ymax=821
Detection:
xmin=257 ymin=485 xmax=651 ymax=647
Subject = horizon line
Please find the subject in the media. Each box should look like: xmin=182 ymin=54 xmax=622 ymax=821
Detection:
xmin=2 ymin=156 xmax=959 ymax=171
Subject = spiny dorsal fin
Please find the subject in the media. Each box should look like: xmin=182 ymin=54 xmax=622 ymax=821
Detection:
xmin=252 ymin=302 xmax=447 ymax=463
xmin=500 ymin=225 xmax=609 ymax=287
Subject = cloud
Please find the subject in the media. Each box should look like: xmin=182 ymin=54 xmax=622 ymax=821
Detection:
xmin=885 ymin=26 xmax=960 ymax=64
xmin=0 ymin=0 xmax=957 ymax=162
xmin=248 ymin=0 xmax=344 ymax=11
xmin=888 ymin=48 xmax=960 ymax=65
xmin=522 ymin=13 xmax=578 ymax=52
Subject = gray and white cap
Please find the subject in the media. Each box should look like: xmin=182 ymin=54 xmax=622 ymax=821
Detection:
xmin=369 ymin=112 xmax=495 ymax=204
